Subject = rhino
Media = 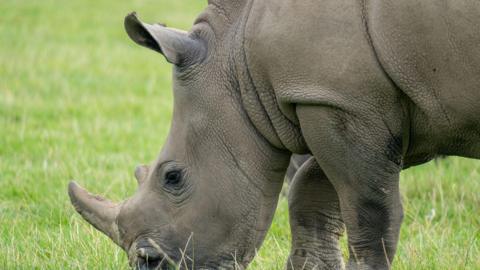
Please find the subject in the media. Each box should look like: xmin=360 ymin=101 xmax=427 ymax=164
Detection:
xmin=68 ymin=0 xmax=480 ymax=269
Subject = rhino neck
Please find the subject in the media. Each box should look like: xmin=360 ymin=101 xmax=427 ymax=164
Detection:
xmin=228 ymin=0 xmax=307 ymax=154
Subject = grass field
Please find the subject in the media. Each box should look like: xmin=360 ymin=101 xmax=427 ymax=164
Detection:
xmin=1 ymin=0 xmax=479 ymax=269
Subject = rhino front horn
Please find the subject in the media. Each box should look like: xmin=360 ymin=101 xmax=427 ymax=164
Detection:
xmin=68 ymin=181 xmax=122 ymax=246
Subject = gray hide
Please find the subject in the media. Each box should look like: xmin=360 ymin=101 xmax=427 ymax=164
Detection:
xmin=69 ymin=1 xmax=480 ymax=269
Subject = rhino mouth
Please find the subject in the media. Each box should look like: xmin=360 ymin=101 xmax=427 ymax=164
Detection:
xmin=135 ymin=247 xmax=176 ymax=270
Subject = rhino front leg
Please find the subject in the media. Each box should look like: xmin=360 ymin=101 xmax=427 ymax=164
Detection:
xmin=297 ymin=105 xmax=404 ymax=270
xmin=286 ymin=156 xmax=345 ymax=270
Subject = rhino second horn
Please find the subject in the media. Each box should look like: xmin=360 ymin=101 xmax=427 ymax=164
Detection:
xmin=134 ymin=165 xmax=149 ymax=185
xmin=68 ymin=181 xmax=122 ymax=246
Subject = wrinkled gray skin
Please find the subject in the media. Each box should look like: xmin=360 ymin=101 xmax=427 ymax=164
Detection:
xmin=68 ymin=0 xmax=480 ymax=269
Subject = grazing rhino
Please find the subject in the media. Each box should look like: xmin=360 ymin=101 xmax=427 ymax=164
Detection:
xmin=68 ymin=0 xmax=480 ymax=269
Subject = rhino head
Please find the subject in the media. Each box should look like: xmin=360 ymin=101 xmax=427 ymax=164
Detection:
xmin=68 ymin=7 xmax=292 ymax=269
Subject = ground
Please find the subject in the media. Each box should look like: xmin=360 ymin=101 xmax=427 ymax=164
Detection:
xmin=0 ymin=0 xmax=479 ymax=269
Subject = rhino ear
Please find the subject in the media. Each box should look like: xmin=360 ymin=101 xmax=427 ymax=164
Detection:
xmin=124 ymin=12 xmax=206 ymax=65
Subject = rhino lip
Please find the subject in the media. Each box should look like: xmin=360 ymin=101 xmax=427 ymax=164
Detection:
xmin=136 ymin=248 xmax=173 ymax=270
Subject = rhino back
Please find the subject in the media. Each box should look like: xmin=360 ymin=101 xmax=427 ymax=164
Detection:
xmin=244 ymin=0 xmax=480 ymax=160
xmin=367 ymin=0 xmax=480 ymax=157
xmin=246 ymin=0 xmax=396 ymax=104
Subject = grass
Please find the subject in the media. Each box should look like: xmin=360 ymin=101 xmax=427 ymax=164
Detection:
xmin=0 ymin=0 xmax=478 ymax=269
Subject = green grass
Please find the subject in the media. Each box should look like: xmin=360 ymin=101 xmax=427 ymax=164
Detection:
xmin=0 ymin=0 xmax=478 ymax=269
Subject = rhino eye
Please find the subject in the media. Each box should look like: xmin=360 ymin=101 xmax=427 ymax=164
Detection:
xmin=165 ymin=170 xmax=182 ymax=186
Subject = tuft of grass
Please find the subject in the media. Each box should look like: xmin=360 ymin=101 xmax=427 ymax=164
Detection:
xmin=0 ymin=0 xmax=478 ymax=269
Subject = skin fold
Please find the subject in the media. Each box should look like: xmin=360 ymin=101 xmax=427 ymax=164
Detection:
xmin=68 ymin=0 xmax=480 ymax=269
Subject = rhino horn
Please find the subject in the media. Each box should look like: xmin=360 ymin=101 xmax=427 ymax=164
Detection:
xmin=134 ymin=165 xmax=149 ymax=185
xmin=68 ymin=181 xmax=122 ymax=246
xmin=124 ymin=12 xmax=206 ymax=65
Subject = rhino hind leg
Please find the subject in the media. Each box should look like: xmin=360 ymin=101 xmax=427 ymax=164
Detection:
xmin=297 ymin=105 xmax=404 ymax=270
xmin=285 ymin=154 xmax=312 ymax=183
xmin=286 ymin=157 xmax=345 ymax=270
